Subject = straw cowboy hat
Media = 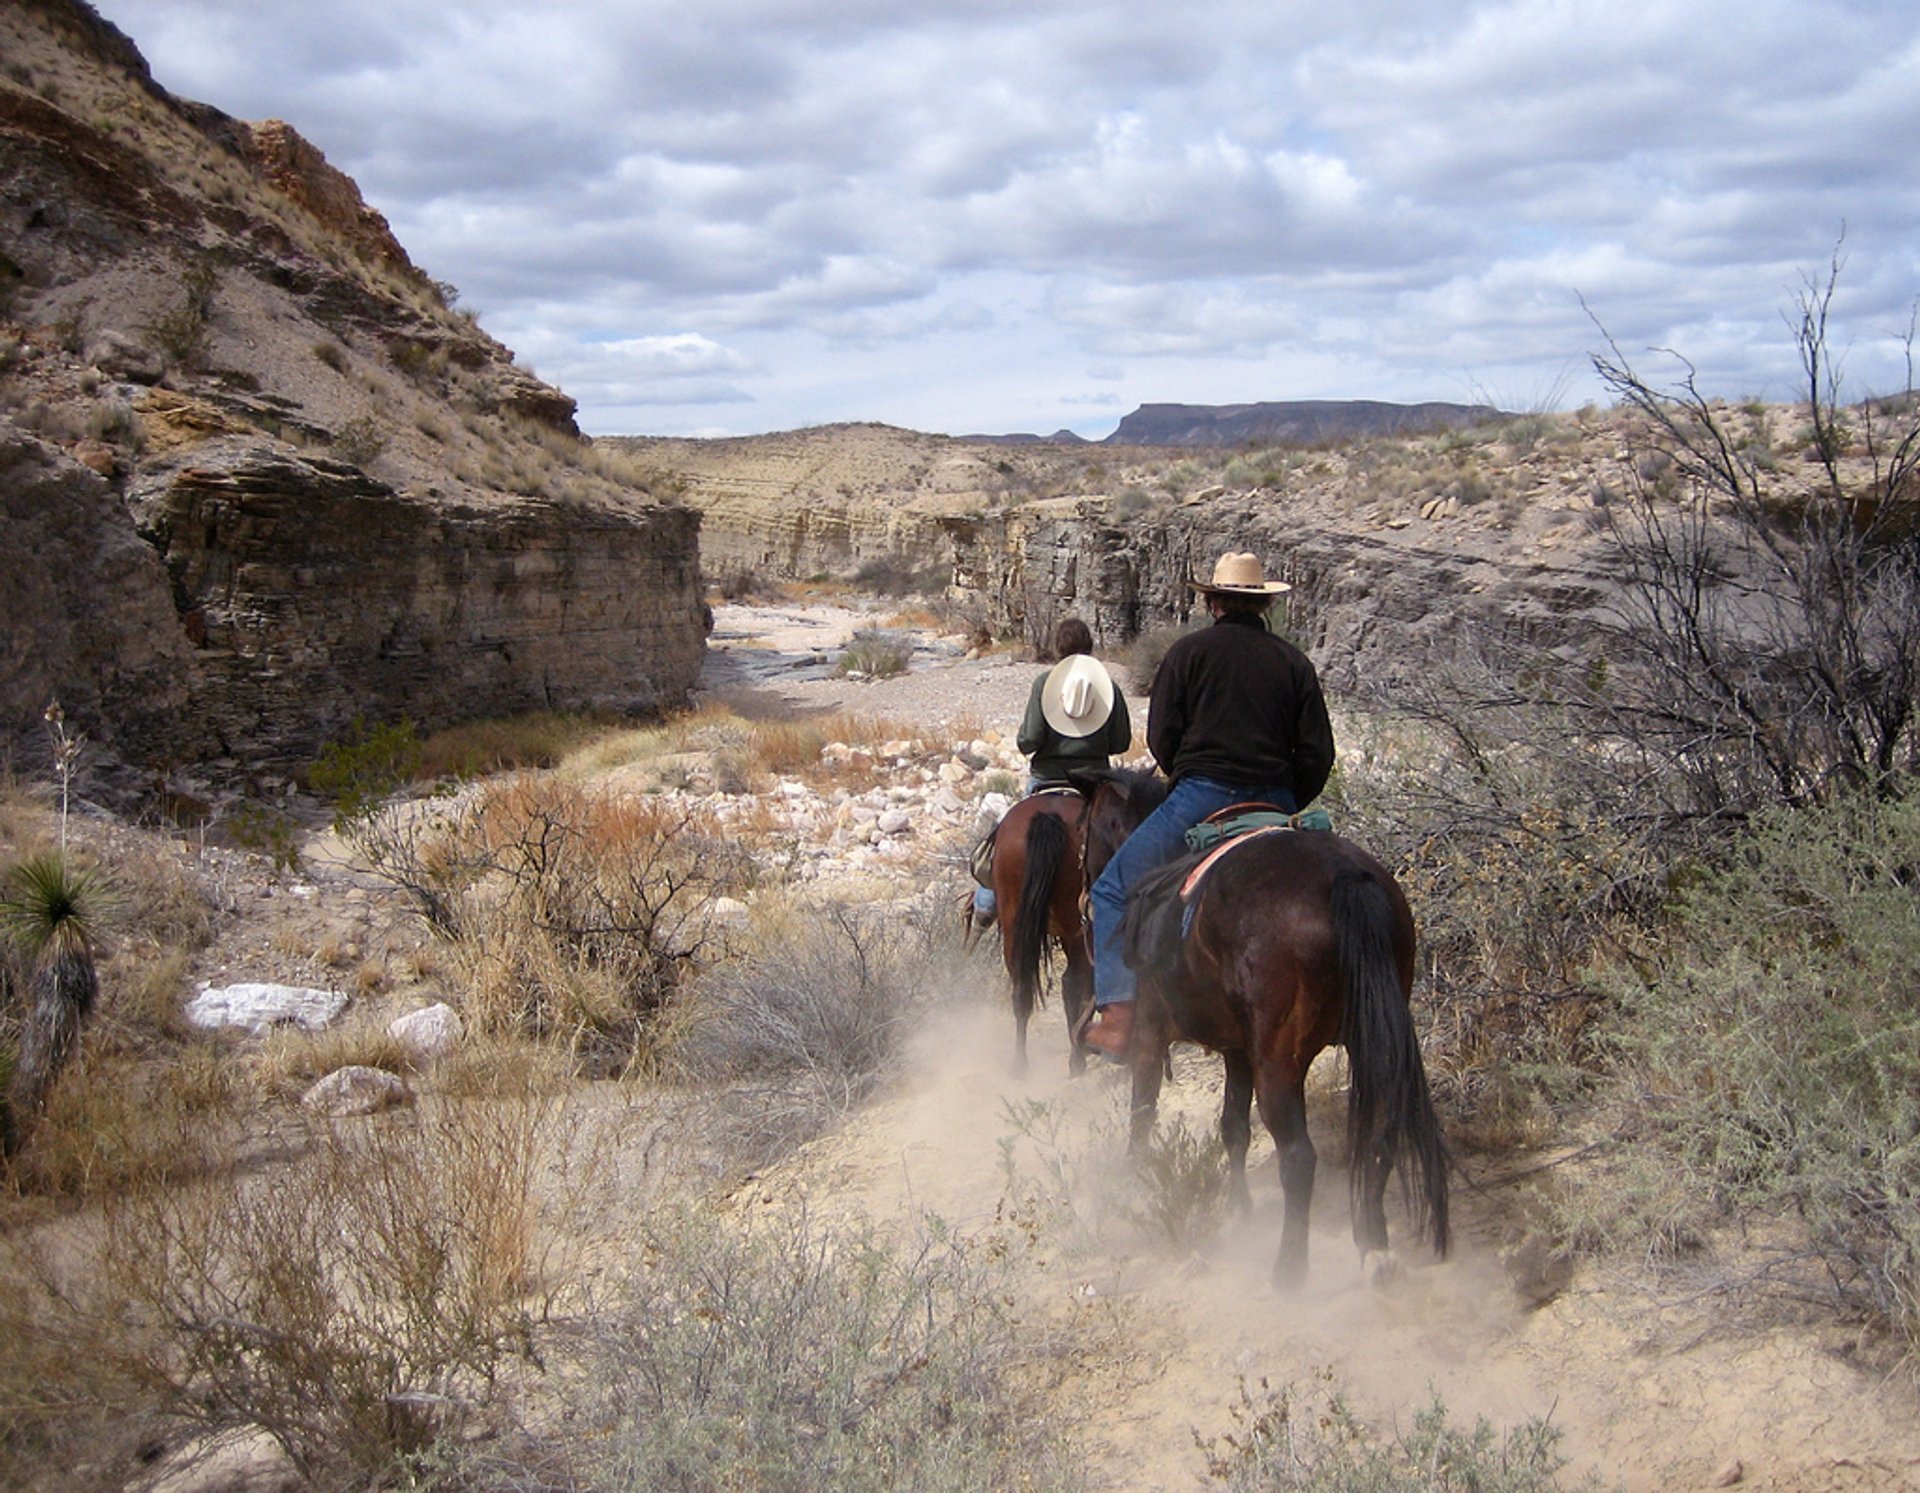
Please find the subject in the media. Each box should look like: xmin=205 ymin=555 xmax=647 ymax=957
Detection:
xmin=1189 ymin=551 xmax=1291 ymax=595
xmin=1040 ymin=654 xmax=1117 ymax=738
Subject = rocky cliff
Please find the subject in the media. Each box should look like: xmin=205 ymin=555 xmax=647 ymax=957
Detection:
xmin=613 ymin=417 xmax=1637 ymax=686
xmin=0 ymin=0 xmax=705 ymax=780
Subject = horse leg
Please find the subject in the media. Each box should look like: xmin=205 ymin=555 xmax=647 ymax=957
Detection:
xmin=1061 ymin=946 xmax=1092 ymax=1077
xmin=1257 ymin=1072 xmax=1314 ymax=1291
xmin=1221 ymin=1049 xmax=1255 ymax=1217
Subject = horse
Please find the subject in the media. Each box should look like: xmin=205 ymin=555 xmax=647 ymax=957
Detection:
xmin=968 ymin=790 xmax=1096 ymax=1075
xmin=1077 ymin=766 xmax=1449 ymax=1290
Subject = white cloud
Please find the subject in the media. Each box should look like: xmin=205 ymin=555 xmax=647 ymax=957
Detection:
xmin=86 ymin=0 xmax=1920 ymax=436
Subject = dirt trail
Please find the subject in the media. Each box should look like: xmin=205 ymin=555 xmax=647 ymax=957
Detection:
xmin=708 ymin=602 xmax=1920 ymax=1493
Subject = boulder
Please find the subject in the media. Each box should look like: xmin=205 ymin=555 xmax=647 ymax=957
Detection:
xmin=302 ymin=1065 xmax=410 ymax=1116
xmin=185 ymin=981 xmax=348 ymax=1033
xmin=387 ymin=1002 xmax=464 ymax=1060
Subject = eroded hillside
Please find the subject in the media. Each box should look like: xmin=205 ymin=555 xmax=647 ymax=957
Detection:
xmin=1 ymin=0 xmax=705 ymax=785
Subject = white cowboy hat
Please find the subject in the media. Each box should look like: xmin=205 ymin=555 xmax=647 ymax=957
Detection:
xmin=1040 ymin=654 xmax=1116 ymax=738
xmin=1189 ymin=551 xmax=1291 ymax=595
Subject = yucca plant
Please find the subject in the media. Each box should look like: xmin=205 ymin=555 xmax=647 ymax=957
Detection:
xmin=1 ymin=852 xmax=107 ymax=1158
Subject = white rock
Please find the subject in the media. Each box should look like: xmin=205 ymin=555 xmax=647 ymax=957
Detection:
xmin=975 ymin=792 xmax=1012 ymax=833
xmin=302 ymin=1065 xmax=410 ymax=1116
xmin=387 ymin=1002 xmax=464 ymax=1060
xmin=186 ymin=982 xmax=349 ymax=1033
xmin=938 ymin=760 xmax=970 ymax=784
xmin=710 ymin=895 xmax=751 ymax=925
xmin=877 ymin=809 xmax=913 ymax=835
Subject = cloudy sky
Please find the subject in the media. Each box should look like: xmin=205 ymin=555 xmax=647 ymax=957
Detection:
xmin=89 ymin=0 xmax=1920 ymax=439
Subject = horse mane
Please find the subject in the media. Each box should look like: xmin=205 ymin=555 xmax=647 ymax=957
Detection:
xmin=1070 ymin=764 xmax=1169 ymax=815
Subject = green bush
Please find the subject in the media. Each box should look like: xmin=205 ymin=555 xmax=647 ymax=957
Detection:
xmin=570 ymin=1203 xmax=1075 ymax=1491
xmin=1572 ymin=784 xmax=1920 ymax=1344
xmin=307 ymin=716 xmax=422 ymax=828
xmin=838 ymin=629 xmax=912 ymax=679
xmin=1203 ymin=1380 xmax=1603 ymax=1491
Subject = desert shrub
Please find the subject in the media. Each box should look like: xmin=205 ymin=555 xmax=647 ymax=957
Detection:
xmin=141 ymin=257 xmax=217 ymax=370
xmin=852 ymin=551 xmax=945 ymax=597
xmin=1 ymin=850 xmax=109 ymax=1159
xmin=1203 ymin=1379 xmax=1601 ymax=1491
xmin=567 ymin=1202 xmax=1075 ymax=1492
xmin=838 ymin=628 xmax=912 ymax=679
xmin=1115 ymin=617 xmax=1204 ymax=694
xmin=311 ymin=338 xmax=347 ymax=371
xmin=1120 ymin=1114 xmax=1231 ymax=1251
xmin=308 ymin=716 xmax=423 ymax=828
xmin=1587 ymin=253 xmax=1920 ymax=810
xmin=348 ymin=777 xmax=754 ymax=1065
xmin=63 ymin=1094 xmax=560 ymax=1486
xmin=331 ymin=412 xmax=389 ymax=468
xmin=673 ymin=896 xmax=948 ymax=1167
xmin=1568 ymin=784 xmax=1920 ymax=1346
xmin=1326 ymin=696 xmax=1643 ymax=1148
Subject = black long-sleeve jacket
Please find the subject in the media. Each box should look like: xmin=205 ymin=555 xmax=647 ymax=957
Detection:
xmin=1146 ymin=613 xmax=1335 ymax=803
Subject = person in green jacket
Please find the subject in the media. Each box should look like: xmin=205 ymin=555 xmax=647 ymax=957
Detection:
xmin=970 ymin=617 xmax=1131 ymax=927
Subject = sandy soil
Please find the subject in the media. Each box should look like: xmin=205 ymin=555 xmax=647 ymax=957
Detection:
xmin=693 ymin=602 xmax=1920 ymax=1493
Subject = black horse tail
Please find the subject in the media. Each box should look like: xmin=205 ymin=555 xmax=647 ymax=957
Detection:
xmin=1335 ymin=867 xmax=1450 ymax=1259
xmin=1010 ymin=811 xmax=1069 ymax=1008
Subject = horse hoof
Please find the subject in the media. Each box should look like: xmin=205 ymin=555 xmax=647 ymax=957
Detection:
xmin=1361 ymin=1249 xmax=1400 ymax=1288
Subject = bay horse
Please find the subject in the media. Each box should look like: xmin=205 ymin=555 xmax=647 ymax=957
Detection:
xmin=1078 ymin=767 xmax=1449 ymax=1289
xmin=970 ymin=790 xmax=1095 ymax=1075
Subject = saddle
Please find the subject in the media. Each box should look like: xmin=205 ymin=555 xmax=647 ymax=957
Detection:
xmin=1122 ymin=804 xmax=1334 ymax=977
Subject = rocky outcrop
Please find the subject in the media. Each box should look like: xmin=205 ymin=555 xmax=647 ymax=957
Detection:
xmin=1 ymin=0 xmax=703 ymax=775
xmin=241 ymin=119 xmax=419 ymax=282
xmin=0 ymin=430 xmax=216 ymax=770
xmin=938 ymin=494 xmax=1617 ymax=692
xmin=125 ymin=443 xmax=705 ymax=759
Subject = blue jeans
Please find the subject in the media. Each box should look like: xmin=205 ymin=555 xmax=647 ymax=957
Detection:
xmin=1090 ymin=775 xmax=1297 ymax=1008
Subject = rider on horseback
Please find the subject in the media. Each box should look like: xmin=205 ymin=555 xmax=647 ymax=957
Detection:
xmin=968 ymin=618 xmax=1131 ymax=931
xmin=1080 ymin=553 xmax=1335 ymax=1061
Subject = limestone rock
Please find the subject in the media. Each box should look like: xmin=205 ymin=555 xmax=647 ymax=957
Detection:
xmin=185 ymin=981 xmax=348 ymax=1033
xmin=302 ymin=1065 xmax=411 ymax=1116
xmin=387 ymin=1002 xmax=464 ymax=1060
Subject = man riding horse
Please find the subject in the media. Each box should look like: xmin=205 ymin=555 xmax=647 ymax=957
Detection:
xmin=1080 ymin=551 xmax=1335 ymax=1061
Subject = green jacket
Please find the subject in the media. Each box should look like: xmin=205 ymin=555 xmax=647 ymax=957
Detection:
xmin=1017 ymin=666 xmax=1132 ymax=784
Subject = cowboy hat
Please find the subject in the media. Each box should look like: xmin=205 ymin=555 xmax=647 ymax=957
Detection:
xmin=1188 ymin=550 xmax=1290 ymax=595
xmin=1040 ymin=654 xmax=1116 ymax=738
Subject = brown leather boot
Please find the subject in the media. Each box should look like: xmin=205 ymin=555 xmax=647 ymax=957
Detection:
xmin=1081 ymin=1002 xmax=1134 ymax=1062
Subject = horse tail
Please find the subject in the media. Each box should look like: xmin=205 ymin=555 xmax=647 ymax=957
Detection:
xmin=1335 ymin=867 xmax=1450 ymax=1259
xmin=1011 ymin=811 xmax=1069 ymax=1008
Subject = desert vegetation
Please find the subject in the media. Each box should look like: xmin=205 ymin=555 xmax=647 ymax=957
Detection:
xmin=6 ymin=265 xmax=1920 ymax=1487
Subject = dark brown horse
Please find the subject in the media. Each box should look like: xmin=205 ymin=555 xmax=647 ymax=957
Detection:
xmin=1079 ymin=767 xmax=1449 ymax=1289
xmin=971 ymin=791 xmax=1095 ymax=1074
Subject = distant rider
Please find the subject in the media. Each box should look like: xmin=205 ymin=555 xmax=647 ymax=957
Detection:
xmin=969 ymin=617 xmax=1131 ymax=928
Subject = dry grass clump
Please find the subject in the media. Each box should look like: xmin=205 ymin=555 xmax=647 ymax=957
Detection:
xmin=415 ymin=709 xmax=616 ymax=780
xmin=251 ymin=1019 xmax=413 ymax=1095
xmin=670 ymin=891 xmax=959 ymax=1169
xmin=0 ymin=1093 xmax=564 ymax=1489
